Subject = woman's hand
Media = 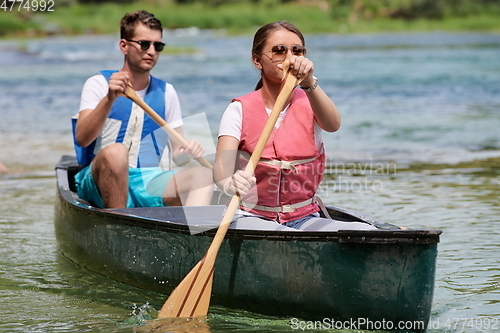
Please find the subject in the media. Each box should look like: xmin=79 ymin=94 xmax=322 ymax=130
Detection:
xmin=278 ymin=55 xmax=315 ymax=88
xmin=223 ymin=170 xmax=256 ymax=197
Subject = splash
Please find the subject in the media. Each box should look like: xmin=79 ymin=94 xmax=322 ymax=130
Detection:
xmin=126 ymin=303 xmax=211 ymax=332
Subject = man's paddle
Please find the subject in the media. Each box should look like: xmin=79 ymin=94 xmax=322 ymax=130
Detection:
xmin=157 ymin=60 xmax=306 ymax=319
xmin=121 ymin=85 xmax=212 ymax=169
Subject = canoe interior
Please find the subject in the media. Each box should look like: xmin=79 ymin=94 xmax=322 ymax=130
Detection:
xmin=54 ymin=155 xmax=441 ymax=330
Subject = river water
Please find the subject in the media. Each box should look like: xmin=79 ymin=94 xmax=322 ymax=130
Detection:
xmin=0 ymin=30 xmax=499 ymax=332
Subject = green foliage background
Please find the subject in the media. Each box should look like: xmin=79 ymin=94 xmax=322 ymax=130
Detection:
xmin=1 ymin=0 xmax=499 ymax=38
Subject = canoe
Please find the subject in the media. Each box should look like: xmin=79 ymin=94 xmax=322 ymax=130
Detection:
xmin=54 ymin=155 xmax=441 ymax=331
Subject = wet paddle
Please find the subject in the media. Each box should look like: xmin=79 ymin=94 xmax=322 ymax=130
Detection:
xmin=157 ymin=60 xmax=306 ymax=318
xmin=121 ymin=85 xmax=212 ymax=169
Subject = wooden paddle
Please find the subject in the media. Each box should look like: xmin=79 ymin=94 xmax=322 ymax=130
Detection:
xmin=121 ymin=85 xmax=212 ymax=169
xmin=157 ymin=60 xmax=306 ymax=319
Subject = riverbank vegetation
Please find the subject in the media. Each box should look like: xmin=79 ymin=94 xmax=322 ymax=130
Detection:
xmin=1 ymin=0 xmax=500 ymax=38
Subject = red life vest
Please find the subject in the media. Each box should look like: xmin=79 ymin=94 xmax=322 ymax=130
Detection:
xmin=235 ymin=89 xmax=326 ymax=223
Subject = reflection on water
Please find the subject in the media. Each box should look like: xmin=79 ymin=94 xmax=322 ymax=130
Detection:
xmin=321 ymin=157 xmax=500 ymax=332
xmin=1 ymin=31 xmax=499 ymax=332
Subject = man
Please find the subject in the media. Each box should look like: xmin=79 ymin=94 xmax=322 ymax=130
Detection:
xmin=73 ymin=10 xmax=212 ymax=208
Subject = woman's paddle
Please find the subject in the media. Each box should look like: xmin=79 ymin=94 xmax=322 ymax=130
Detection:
xmin=121 ymin=85 xmax=212 ymax=169
xmin=157 ymin=60 xmax=306 ymax=319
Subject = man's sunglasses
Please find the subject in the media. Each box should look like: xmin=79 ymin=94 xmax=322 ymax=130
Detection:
xmin=263 ymin=44 xmax=307 ymax=63
xmin=125 ymin=39 xmax=165 ymax=52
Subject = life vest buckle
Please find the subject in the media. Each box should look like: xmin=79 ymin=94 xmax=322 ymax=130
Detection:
xmin=281 ymin=205 xmax=296 ymax=213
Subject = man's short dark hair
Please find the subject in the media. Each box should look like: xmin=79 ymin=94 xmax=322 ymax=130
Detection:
xmin=120 ymin=10 xmax=163 ymax=39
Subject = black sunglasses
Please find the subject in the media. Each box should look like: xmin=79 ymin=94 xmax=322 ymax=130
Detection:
xmin=125 ymin=39 xmax=165 ymax=52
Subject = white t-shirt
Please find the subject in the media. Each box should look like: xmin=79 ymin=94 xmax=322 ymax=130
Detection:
xmin=79 ymin=74 xmax=183 ymax=128
xmin=218 ymin=100 xmax=323 ymax=149
xmin=78 ymin=74 xmax=183 ymax=168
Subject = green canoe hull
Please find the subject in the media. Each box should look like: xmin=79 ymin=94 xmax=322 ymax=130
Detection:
xmin=54 ymin=156 xmax=440 ymax=331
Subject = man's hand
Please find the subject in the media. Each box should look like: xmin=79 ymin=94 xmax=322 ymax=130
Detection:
xmin=108 ymin=71 xmax=130 ymax=101
xmin=179 ymin=139 xmax=205 ymax=159
xmin=172 ymin=139 xmax=205 ymax=166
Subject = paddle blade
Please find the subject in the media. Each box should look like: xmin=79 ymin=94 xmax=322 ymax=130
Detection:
xmin=158 ymin=255 xmax=215 ymax=318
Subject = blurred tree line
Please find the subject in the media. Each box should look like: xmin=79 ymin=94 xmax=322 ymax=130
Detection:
xmin=3 ymin=0 xmax=498 ymax=38
xmin=327 ymin=0 xmax=500 ymax=20
xmin=72 ymin=0 xmax=500 ymax=20
xmin=67 ymin=0 xmax=500 ymax=21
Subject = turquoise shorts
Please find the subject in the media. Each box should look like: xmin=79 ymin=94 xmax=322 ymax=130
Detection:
xmin=74 ymin=165 xmax=176 ymax=208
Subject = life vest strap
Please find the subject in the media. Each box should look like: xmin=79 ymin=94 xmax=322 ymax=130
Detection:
xmin=241 ymin=197 xmax=314 ymax=213
xmin=258 ymin=156 xmax=318 ymax=172
xmin=240 ymin=196 xmax=333 ymax=218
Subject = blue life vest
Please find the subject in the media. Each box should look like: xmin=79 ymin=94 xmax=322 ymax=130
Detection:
xmin=72 ymin=71 xmax=169 ymax=167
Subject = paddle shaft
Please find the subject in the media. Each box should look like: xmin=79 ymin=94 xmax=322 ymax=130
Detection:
xmin=157 ymin=61 xmax=305 ymax=318
xmin=122 ymin=86 xmax=212 ymax=169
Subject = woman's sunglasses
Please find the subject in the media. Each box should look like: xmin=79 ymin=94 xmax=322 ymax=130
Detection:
xmin=125 ymin=39 xmax=165 ymax=52
xmin=263 ymin=44 xmax=307 ymax=63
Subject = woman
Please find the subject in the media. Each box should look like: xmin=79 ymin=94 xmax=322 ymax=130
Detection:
xmin=214 ymin=21 xmax=374 ymax=231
